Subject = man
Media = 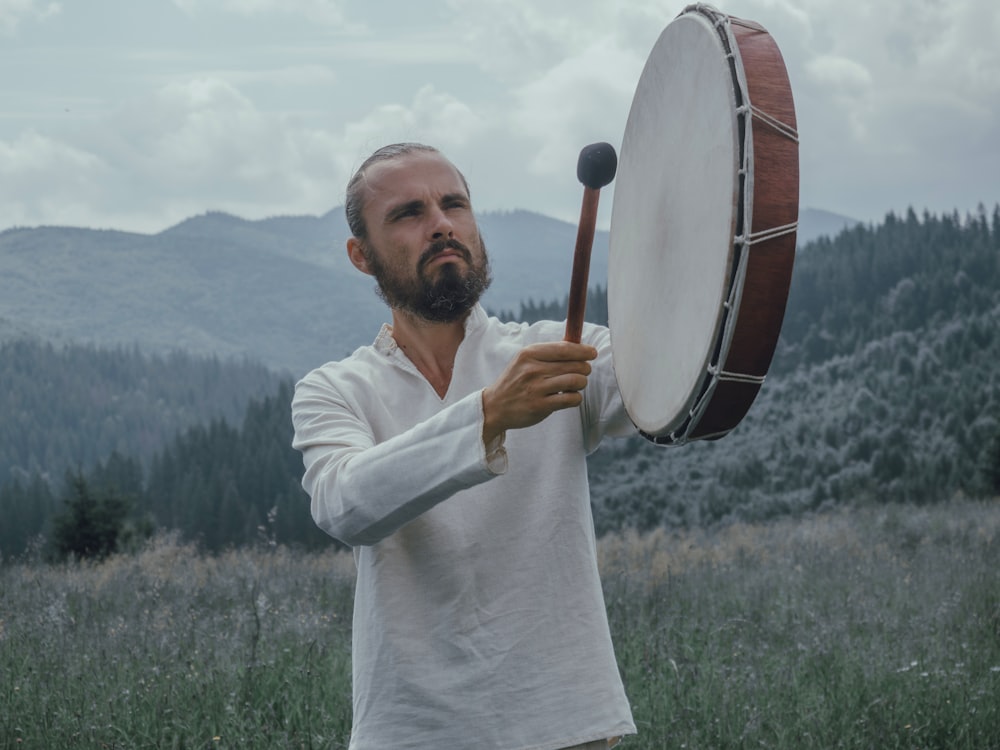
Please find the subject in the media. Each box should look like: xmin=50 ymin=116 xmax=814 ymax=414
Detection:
xmin=291 ymin=143 xmax=637 ymax=749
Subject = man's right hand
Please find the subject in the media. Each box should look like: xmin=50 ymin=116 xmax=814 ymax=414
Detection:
xmin=481 ymin=341 xmax=598 ymax=445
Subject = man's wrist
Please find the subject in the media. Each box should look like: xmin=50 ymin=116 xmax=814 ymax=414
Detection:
xmin=481 ymin=386 xmax=503 ymax=445
xmin=481 ymin=388 xmax=508 ymax=474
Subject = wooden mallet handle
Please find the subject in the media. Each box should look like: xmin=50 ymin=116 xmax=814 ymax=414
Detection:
xmin=564 ymin=142 xmax=617 ymax=343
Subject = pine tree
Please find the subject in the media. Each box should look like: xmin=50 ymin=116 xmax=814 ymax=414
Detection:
xmin=50 ymin=471 xmax=133 ymax=560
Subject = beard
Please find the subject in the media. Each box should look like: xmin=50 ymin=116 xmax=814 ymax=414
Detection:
xmin=362 ymin=235 xmax=492 ymax=323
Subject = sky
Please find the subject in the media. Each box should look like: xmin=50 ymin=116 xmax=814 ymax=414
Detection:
xmin=1 ymin=0 xmax=998 ymax=235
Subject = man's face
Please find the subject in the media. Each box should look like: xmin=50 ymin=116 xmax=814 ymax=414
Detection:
xmin=349 ymin=151 xmax=491 ymax=323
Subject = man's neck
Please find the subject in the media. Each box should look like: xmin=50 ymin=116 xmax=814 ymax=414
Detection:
xmin=389 ymin=308 xmax=472 ymax=398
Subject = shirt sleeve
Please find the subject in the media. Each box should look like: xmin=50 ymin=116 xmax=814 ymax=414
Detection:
xmin=579 ymin=323 xmax=637 ymax=452
xmin=291 ymin=377 xmax=506 ymax=547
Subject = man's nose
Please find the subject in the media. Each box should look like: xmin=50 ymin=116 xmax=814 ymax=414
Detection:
xmin=428 ymin=206 xmax=455 ymax=240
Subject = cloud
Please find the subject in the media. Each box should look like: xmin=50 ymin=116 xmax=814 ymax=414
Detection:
xmin=115 ymin=79 xmax=276 ymax=183
xmin=335 ymin=86 xmax=491 ymax=199
xmin=0 ymin=0 xmax=60 ymax=35
xmin=0 ymin=78 xmax=349 ymax=231
xmin=805 ymin=55 xmax=872 ymax=91
xmin=106 ymin=78 xmax=342 ymax=216
xmin=509 ymin=38 xmax=641 ymax=179
xmin=446 ymin=0 xmax=670 ymax=84
xmin=446 ymin=0 xmax=600 ymax=82
xmin=1 ymin=0 xmax=996 ymax=233
xmin=343 ymin=85 xmax=486 ymax=148
xmin=0 ymin=130 xmax=109 ymax=227
xmin=171 ymin=0 xmax=352 ymax=26
xmin=3 ymin=75 xmax=489 ymax=233
xmin=196 ymin=64 xmax=339 ymax=89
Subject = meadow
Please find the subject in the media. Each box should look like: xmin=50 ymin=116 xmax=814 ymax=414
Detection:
xmin=2 ymin=499 xmax=997 ymax=749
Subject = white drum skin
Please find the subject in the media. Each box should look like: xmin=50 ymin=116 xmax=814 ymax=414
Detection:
xmin=609 ymin=10 xmax=740 ymax=437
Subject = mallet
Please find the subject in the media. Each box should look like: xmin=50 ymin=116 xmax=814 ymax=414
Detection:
xmin=564 ymin=141 xmax=618 ymax=343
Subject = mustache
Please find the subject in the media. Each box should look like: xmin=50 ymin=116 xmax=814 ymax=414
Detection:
xmin=417 ymin=238 xmax=473 ymax=272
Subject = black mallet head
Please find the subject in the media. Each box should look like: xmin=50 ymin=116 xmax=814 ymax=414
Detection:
xmin=577 ymin=142 xmax=618 ymax=189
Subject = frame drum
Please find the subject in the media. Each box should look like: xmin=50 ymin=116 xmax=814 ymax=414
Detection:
xmin=609 ymin=3 xmax=799 ymax=445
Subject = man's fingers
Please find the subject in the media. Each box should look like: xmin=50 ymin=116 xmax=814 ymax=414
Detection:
xmin=525 ymin=341 xmax=598 ymax=363
xmin=543 ymin=372 xmax=590 ymax=394
xmin=544 ymin=389 xmax=585 ymax=411
xmin=537 ymin=360 xmax=592 ymax=380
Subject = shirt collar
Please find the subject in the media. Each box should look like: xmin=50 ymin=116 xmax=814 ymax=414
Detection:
xmin=372 ymin=303 xmax=487 ymax=355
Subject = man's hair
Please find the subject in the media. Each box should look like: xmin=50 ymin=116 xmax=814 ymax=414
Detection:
xmin=344 ymin=143 xmax=471 ymax=240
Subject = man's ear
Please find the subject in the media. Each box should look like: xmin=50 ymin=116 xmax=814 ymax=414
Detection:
xmin=347 ymin=237 xmax=372 ymax=275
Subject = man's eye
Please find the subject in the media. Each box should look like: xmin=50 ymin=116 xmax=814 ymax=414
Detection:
xmin=391 ymin=206 xmax=420 ymax=221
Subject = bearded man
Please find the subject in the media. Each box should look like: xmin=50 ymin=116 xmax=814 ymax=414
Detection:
xmin=291 ymin=143 xmax=637 ymax=750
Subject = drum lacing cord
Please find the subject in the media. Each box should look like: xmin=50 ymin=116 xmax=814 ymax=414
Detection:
xmin=727 ymin=15 xmax=766 ymax=33
xmin=719 ymin=11 xmax=799 ymax=144
xmin=746 ymin=104 xmax=799 ymax=143
xmin=738 ymin=221 xmax=799 ymax=246
xmin=711 ymin=367 xmax=765 ymax=385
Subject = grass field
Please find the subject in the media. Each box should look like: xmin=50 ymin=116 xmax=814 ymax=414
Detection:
xmin=2 ymin=499 xmax=998 ymax=749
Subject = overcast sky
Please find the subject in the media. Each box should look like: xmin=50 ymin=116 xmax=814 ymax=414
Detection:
xmin=2 ymin=0 xmax=997 ymax=235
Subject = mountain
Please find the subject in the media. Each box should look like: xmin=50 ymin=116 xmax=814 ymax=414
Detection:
xmin=0 ymin=206 xmax=849 ymax=377
xmin=2 ymin=205 xmax=998 ymax=555
xmin=797 ymin=207 xmax=859 ymax=244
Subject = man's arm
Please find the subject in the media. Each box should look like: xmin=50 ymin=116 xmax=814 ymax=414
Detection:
xmin=292 ymin=383 xmax=501 ymax=546
xmin=292 ymin=341 xmax=598 ymax=547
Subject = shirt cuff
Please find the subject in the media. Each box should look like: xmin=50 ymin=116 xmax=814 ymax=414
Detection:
xmin=483 ymin=430 xmax=508 ymax=475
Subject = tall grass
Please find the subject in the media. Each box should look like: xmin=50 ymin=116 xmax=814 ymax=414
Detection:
xmin=601 ymin=500 xmax=1000 ymax=749
xmin=2 ymin=501 xmax=997 ymax=749
xmin=1 ymin=535 xmax=356 ymax=749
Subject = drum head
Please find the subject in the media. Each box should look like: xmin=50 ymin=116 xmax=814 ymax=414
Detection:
xmin=609 ymin=9 xmax=741 ymax=438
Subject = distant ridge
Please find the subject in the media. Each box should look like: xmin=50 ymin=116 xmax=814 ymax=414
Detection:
xmin=0 ymin=205 xmax=905 ymax=376
xmin=797 ymin=207 xmax=859 ymax=245
xmin=0 ymin=207 xmax=599 ymax=375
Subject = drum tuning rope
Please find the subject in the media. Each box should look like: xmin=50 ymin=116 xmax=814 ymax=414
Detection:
xmin=745 ymin=104 xmax=799 ymax=143
xmin=742 ymin=221 xmax=799 ymax=246
xmin=706 ymin=3 xmax=798 ymax=146
xmin=714 ymin=369 xmax=766 ymax=385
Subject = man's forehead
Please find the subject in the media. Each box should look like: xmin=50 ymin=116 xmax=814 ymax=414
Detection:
xmin=363 ymin=151 xmax=467 ymax=201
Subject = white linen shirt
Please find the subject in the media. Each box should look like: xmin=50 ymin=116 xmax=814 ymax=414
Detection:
xmin=291 ymin=305 xmax=637 ymax=750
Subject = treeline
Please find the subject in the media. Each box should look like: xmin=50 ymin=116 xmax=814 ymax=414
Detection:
xmin=0 ymin=342 xmax=283 ymax=558
xmin=142 ymin=381 xmax=328 ymax=551
xmin=490 ymin=284 xmax=609 ymax=327
xmin=1 ymin=380 xmax=328 ymax=559
xmin=774 ymin=205 xmax=1000 ymax=373
xmin=0 ymin=340 xmax=281 ymax=490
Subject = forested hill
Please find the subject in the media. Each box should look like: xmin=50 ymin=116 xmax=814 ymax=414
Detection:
xmin=588 ymin=206 xmax=1000 ymax=531
xmin=774 ymin=207 xmax=1000 ymax=374
xmin=1 ymin=206 xmax=998 ymax=557
xmin=0 ymin=342 xmax=281 ymax=489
